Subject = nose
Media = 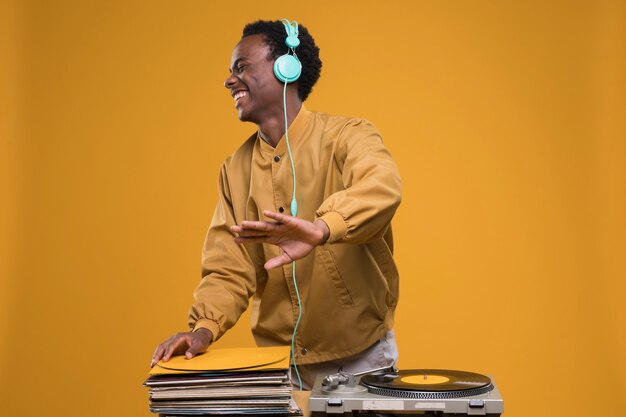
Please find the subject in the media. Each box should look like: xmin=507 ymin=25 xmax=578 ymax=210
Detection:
xmin=224 ymin=73 xmax=237 ymax=89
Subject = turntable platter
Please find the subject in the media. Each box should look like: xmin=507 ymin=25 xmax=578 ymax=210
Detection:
xmin=360 ymin=369 xmax=494 ymax=399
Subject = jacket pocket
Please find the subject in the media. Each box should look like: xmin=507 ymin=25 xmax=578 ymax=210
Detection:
xmin=316 ymin=247 xmax=355 ymax=307
xmin=366 ymin=238 xmax=399 ymax=309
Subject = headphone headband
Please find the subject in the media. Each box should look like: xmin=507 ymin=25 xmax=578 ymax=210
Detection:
xmin=273 ymin=18 xmax=302 ymax=83
xmin=281 ymin=19 xmax=300 ymax=49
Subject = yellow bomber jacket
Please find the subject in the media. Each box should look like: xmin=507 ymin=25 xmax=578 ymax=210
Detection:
xmin=188 ymin=107 xmax=402 ymax=364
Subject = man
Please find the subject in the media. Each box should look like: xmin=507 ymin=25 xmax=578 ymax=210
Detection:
xmin=152 ymin=20 xmax=402 ymax=389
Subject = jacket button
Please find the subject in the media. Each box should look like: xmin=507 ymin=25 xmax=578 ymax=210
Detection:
xmin=278 ymin=206 xmax=284 ymax=213
xmin=274 ymin=155 xmax=281 ymax=162
xmin=301 ymin=347 xmax=308 ymax=355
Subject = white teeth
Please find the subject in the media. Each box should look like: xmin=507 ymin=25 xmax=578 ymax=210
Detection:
xmin=233 ymin=91 xmax=247 ymax=102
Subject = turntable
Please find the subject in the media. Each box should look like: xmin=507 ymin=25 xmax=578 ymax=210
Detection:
xmin=309 ymin=367 xmax=504 ymax=416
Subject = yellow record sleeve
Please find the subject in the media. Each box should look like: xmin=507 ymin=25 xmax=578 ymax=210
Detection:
xmin=149 ymin=345 xmax=291 ymax=375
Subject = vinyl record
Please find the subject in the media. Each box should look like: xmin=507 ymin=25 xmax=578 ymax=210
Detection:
xmin=360 ymin=369 xmax=494 ymax=399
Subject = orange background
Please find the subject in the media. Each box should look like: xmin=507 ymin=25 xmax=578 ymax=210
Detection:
xmin=1 ymin=1 xmax=625 ymax=417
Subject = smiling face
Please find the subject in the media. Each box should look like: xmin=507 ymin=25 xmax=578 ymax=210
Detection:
xmin=224 ymin=34 xmax=284 ymax=124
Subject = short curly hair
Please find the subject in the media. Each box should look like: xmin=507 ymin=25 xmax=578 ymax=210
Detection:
xmin=242 ymin=20 xmax=322 ymax=102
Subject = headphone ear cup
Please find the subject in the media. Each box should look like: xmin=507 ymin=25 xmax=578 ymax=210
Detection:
xmin=274 ymin=54 xmax=302 ymax=83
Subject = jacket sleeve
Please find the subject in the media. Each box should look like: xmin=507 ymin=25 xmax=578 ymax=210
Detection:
xmin=315 ymin=119 xmax=402 ymax=244
xmin=187 ymin=161 xmax=259 ymax=341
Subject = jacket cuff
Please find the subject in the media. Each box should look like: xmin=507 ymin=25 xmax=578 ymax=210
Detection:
xmin=192 ymin=319 xmax=219 ymax=342
xmin=318 ymin=211 xmax=348 ymax=243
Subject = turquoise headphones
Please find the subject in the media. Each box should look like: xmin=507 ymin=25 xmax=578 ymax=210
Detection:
xmin=273 ymin=19 xmax=302 ymax=83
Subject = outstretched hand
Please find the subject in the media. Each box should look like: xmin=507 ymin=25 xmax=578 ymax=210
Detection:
xmin=231 ymin=210 xmax=330 ymax=269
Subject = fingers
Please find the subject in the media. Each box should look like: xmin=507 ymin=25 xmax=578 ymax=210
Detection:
xmin=264 ymin=252 xmax=294 ymax=270
xmin=161 ymin=334 xmax=189 ymax=362
xmin=185 ymin=338 xmax=207 ymax=359
xmin=234 ymin=236 xmax=271 ymax=244
xmin=230 ymin=211 xmax=292 ymax=235
xmin=185 ymin=329 xmax=213 ymax=359
xmin=263 ymin=210 xmax=289 ymax=222
xmin=151 ymin=342 xmax=168 ymax=367
xmin=232 ymin=228 xmax=273 ymax=237
xmin=239 ymin=221 xmax=279 ymax=232
xmin=151 ymin=333 xmax=191 ymax=367
xmin=232 ymin=228 xmax=282 ymax=244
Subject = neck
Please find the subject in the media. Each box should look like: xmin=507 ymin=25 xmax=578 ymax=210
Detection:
xmin=258 ymin=96 xmax=302 ymax=147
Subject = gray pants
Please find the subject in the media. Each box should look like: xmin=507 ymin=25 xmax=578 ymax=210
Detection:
xmin=290 ymin=329 xmax=399 ymax=389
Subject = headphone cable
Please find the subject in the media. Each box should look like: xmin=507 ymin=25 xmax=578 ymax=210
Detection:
xmin=283 ymin=79 xmax=303 ymax=390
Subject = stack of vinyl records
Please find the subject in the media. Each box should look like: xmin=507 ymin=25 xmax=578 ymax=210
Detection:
xmin=145 ymin=346 xmax=301 ymax=416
